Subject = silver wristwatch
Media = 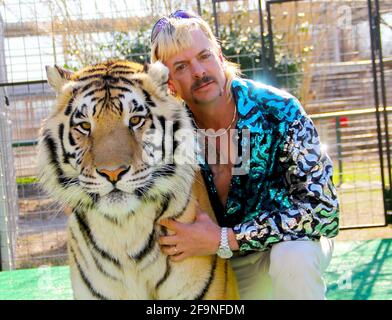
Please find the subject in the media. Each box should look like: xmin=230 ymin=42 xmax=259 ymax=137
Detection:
xmin=216 ymin=227 xmax=233 ymax=259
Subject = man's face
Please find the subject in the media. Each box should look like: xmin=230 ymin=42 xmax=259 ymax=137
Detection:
xmin=164 ymin=29 xmax=226 ymax=106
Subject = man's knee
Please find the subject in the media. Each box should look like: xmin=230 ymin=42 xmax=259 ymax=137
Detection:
xmin=268 ymin=240 xmax=329 ymax=300
xmin=268 ymin=240 xmax=321 ymax=278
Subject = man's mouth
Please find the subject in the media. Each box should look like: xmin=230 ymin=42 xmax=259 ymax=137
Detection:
xmin=193 ymin=81 xmax=214 ymax=91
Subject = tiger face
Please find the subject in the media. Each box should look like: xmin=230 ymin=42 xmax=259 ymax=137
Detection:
xmin=39 ymin=60 xmax=197 ymax=218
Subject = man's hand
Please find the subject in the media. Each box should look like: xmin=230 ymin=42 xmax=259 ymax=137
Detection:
xmin=158 ymin=206 xmax=221 ymax=262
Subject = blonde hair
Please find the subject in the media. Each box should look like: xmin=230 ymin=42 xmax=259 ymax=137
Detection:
xmin=150 ymin=15 xmax=241 ymax=99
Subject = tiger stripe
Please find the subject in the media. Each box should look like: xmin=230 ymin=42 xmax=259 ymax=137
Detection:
xmin=64 ymin=96 xmax=75 ymax=116
xmin=70 ymin=246 xmax=109 ymax=300
xmin=90 ymin=250 xmax=120 ymax=282
xmin=129 ymin=230 xmax=155 ymax=262
xmin=155 ymin=257 xmax=171 ymax=291
xmin=195 ymin=255 xmax=218 ymax=300
xmin=42 ymin=132 xmax=76 ymax=188
xmin=74 ymin=210 xmax=121 ymax=268
xmin=171 ymin=191 xmax=191 ymax=220
xmin=58 ymin=124 xmax=75 ymax=164
xmin=72 ymin=222 xmax=120 ymax=282
xmin=224 ymin=259 xmax=228 ymax=298
xmin=69 ymin=228 xmax=88 ymax=267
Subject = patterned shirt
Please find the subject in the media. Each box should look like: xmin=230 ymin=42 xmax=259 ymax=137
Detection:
xmin=198 ymin=78 xmax=340 ymax=253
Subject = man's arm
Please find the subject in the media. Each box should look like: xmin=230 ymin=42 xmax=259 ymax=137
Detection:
xmin=233 ymin=114 xmax=340 ymax=252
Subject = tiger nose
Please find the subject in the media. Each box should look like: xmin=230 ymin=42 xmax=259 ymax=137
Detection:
xmin=96 ymin=166 xmax=130 ymax=183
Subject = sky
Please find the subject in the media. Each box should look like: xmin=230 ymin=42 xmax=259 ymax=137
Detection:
xmin=0 ymin=0 xmax=151 ymax=23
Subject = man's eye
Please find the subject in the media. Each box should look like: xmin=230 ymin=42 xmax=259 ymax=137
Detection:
xmin=175 ymin=64 xmax=187 ymax=72
xmin=200 ymin=53 xmax=212 ymax=60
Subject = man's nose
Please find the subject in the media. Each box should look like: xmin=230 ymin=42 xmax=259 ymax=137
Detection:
xmin=190 ymin=61 xmax=206 ymax=79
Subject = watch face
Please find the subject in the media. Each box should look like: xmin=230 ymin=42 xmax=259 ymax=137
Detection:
xmin=218 ymin=247 xmax=233 ymax=259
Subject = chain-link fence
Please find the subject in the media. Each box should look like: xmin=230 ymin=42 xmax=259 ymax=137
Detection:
xmin=0 ymin=0 xmax=391 ymax=271
xmin=263 ymin=0 xmax=392 ymax=228
xmin=0 ymin=0 xmax=209 ymax=270
xmin=212 ymin=0 xmax=392 ymax=227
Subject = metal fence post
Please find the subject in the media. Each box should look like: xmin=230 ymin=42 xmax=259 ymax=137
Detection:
xmin=0 ymin=14 xmax=18 ymax=271
xmin=335 ymin=116 xmax=343 ymax=186
xmin=0 ymin=93 xmax=18 ymax=271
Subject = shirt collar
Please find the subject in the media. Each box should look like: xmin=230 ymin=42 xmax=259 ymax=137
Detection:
xmin=231 ymin=78 xmax=264 ymax=133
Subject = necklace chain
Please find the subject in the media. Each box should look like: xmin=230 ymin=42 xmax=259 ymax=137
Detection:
xmin=193 ymin=104 xmax=237 ymax=137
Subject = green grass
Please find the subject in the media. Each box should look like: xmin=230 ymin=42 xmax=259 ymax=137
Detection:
xmin=14 ymin=161 xmax=383 ymax=186
xmin=333 ymin=172 xmax=381 ymax=184
xmin=16 ymin=176 xmax=38 ymax=185
xmin=331 ymin=160 xmax=387 ymax=186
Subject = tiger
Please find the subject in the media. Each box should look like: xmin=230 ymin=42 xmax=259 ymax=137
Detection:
xmin=38 ymin=59 xmax=239 ymax=300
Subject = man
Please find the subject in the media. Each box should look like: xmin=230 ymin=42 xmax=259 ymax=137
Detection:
xmin=150 ymin=10 xmax=339 ymax=300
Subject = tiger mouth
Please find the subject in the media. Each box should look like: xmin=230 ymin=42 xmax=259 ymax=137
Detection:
xmin=108 ymin=188 xmax=123 ymax=195
xmin=105 ymin=188 xmax=128 ymax=200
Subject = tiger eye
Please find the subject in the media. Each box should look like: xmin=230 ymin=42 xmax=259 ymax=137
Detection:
xmin=130 ymin=116 xmax=142 ymax=126
xmin=80 ymin=122 xmax=91 ymax=131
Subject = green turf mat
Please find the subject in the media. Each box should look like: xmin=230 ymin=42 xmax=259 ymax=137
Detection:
xmin=0 ymin=265 xmax=72 ymax=300
xmin=325 ymin=238 xmax=392 ymax=300
xmin=1 ymin=239 xmax=391 ymax=300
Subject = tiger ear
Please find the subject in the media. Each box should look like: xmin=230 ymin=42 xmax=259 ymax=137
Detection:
xmin=46 ymin=65 xmax=74 ymax=94
xmin=147 ymin=61 xmax=169 ymax=92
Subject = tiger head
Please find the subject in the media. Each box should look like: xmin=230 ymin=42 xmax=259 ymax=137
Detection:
xmin=38 ymin=60 xmax=197 ymax=218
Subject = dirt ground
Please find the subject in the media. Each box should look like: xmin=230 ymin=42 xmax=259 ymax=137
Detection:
xmin=16 ymin=196 xmax=68 ymax=269
xmin=336 ymin=225 xmax=392 ymax=241
xmin=16 ymin=231 xmax=68 ymax=269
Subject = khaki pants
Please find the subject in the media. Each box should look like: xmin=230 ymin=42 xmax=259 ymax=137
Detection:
xmin=230 ymin=237 xmax=334 ymax=300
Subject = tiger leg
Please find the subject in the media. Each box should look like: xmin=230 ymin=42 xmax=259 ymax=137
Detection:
xmin=202 ymin=257 xmax=240 ymax=300
xmin=155 ymin=255 xmax=239 ymax=300
xmin=69 ymin=253 xmax=104 ymax=300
